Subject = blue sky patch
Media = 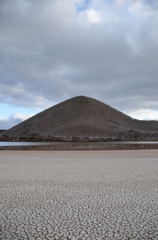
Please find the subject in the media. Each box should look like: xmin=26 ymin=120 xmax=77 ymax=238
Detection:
xmin=75 ymin=0 xmax=92 ymax=12
xmin=0 ymin=103 xmax=38 ymax=119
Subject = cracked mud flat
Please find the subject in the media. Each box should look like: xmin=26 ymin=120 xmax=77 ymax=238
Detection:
xmin=0 ymin=150 xmax=158 ymax=240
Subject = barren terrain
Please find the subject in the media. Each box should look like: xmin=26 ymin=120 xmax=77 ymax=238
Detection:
xmin=0 ymin=150 xmax=158 ymax=239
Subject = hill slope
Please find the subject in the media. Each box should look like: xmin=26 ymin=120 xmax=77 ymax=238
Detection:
xmin=1 ymin=96 xmax=158 ymax=141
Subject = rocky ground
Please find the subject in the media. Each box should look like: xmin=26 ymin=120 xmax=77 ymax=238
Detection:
xmin=1 ymin=130 xmax=158 ymax=142
xmin=0 ymin=150 xmax=158 ymax=239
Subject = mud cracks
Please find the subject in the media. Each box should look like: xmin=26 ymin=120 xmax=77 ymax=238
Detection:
xmin=0 ymin=150 xmax=158 ymax=239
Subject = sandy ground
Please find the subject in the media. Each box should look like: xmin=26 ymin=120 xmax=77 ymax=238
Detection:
xmin=0 ymin=150 xmax=158 ymax=240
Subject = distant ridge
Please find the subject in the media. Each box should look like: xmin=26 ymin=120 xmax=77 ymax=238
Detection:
xmin=0 ymin=130 xmax=6 ymax=133
xmin=0 ymin=96 xmax=158 ymax=141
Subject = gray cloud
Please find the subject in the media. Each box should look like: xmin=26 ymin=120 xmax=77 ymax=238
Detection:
xmin=0 ymin=0 xmax=158 ymax=129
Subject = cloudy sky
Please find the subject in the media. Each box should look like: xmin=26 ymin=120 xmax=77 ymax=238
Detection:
xmin=0 ymin=0 xmax=158 ymax=129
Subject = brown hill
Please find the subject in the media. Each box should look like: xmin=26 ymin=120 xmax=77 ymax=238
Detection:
xmin=1 ymin=96 xmax=158 ymax=141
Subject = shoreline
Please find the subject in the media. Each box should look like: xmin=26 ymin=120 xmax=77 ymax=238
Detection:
xmin=1 ymin=142 xmax=158 ymax=150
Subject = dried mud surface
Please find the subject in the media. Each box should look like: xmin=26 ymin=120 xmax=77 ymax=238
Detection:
xmin=0 ymin=150 xmax=158 ymax=240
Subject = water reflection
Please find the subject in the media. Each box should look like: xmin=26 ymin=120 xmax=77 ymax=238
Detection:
xmin=0 ymin=141 xmax=158 ymax=147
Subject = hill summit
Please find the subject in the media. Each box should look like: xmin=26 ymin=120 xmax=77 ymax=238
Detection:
xmin=1 ymin=96 xmax=158 ymax=141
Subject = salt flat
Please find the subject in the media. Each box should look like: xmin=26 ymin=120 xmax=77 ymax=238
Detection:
xmin=0 ymin=150 xmax=158 ymax=240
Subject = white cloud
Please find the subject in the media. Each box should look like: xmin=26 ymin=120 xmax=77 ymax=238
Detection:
xmin=129 ymin=109 xmax=158 ymax=121
xmin=14 ymin=113 xmax=34 ymax=121
xmin=116 ymin=0 xmax=127 ymax=5
xmin=86 ymin=9 xmax=101 ymax=23
xmin=128 ymin=1 xmax=153 ymax=18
